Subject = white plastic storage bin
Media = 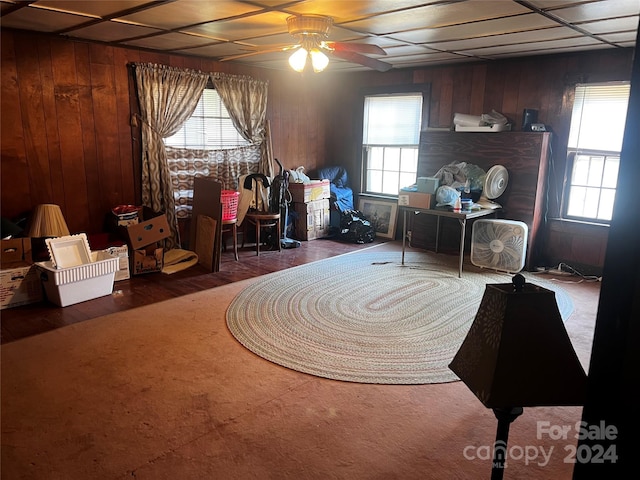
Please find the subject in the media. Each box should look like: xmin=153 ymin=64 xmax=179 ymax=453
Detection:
xmin=37 ymin=251 xmax=119 ymax=307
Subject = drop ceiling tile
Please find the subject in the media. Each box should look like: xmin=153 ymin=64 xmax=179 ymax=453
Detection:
xmin=182 ymin=11 xmax=291 ymax=41
xmin=66 ymin=20 xmax=162 ymax=42
xmin=425 ymin=26 xmax=581 ymax=51
xmin=528 ymin=0 xmax=594 ymax=9
xmin=342 ymin=0 xmax=532 ymax=35
xmin=390 ymin=14 xmax=559 ymax=44
xmin=173 ymin=42 xmax=259 ymax=58
xmin=285 ymin=0 xmax=446 ymax=23
xmin=248 ymin=0 xmax=306 ymax=8
xmin=237 ymin=32 xmax=296 ymax=47
xmin=599 ymin=31 xmax=640 ymax=43
xmin=386 ymin=51 xmax=469 ymax=63
xmin=383 ymin=44 xmax=436 ymax=56
xmin=550 ymin=0 xmax=640 ymax=22
xmin=117 ymin=0 xmax=262 ymax=30
xmin=491 ymin=42 xmax=612 ymax=59
xmin=0 ymin=6 xmax=91 ymax=32
xmin=459 ymin=36 xmax=602 ymax=55
xmin=123 ymin=32 xmax=220 ymax=50
xmin=30 ymin=0 xmax=150 ymax=17
xmin=578 ymin=16 xmax=640 ymax=34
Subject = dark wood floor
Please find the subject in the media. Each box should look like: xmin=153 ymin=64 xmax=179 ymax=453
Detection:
xmin=1 ymin=237 xmax=386 ymax=345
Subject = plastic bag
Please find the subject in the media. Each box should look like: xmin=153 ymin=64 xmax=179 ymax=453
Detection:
xmin=461 ymin=164 xmax=486 ymax=191
xmin=481 ymin=109 xmax=508 ymax=126
xmin=339 ymin=210 xmax=375 ymax=244
xmin=436 ymin=185 xmax=461 ymax=207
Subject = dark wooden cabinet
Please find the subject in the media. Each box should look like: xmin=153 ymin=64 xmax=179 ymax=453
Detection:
xmin=410 ymin=131 xmax=551 ymax=270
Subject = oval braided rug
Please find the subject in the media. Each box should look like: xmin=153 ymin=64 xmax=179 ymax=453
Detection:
xmin=226 ymin=250 xmax=574 ymax=384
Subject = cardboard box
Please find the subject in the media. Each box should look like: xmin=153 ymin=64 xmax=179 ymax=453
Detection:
xmin=123 ymin=212 xmax=169 ymax=275
xmin=125 ymin=213 xmax=170 ymax=250
xmin=398 ymin=191 xmax=434 ymax=209
xmin=293 ymin=199 xmax=330 ymax=241
xmin=289 ymin=180 xmax=330 ymax=204
xmin=36 ymin=251 xmax=118 ymax=307
xmin=105 ymin=245 xmax=130 ymax=281
xmin=1 ymin=238 xmax=32 ymax=267
xmin=0 ymin=264 xmax=43 ymax=309
xmin=417 ymin=177 xmax=439 ymax=194
xmin=132 ymin=245 xmax=163 ymax=276
xmin=111 ymin=205 xmax=140 ymax=228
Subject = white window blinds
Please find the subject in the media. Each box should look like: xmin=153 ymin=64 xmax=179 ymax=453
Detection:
xmin=165 ymin=89 xmax=249 ymax=149
xmin=568 ymin=83 xmax=630 ymax=152
xmin=363 ymin=94 xmax=422 ymax=145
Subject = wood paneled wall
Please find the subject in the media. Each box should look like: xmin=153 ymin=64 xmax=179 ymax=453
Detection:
xmin=320 ymin=48 xmax=633 ymax=271
xmin=1 ymin=28 xmax=633 ymax=270
xmin=1 ymin=29 xmax=328 ymax=235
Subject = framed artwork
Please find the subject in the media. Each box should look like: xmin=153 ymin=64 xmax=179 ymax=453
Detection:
xmin=358 ymin=198 xmax=398 ymax=239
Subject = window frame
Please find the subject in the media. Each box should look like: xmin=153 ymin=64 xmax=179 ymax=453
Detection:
xmin=357 ymin=84 xmax=431 ymax=198
xmin=562 ymin=82 xmax=630 ymax=224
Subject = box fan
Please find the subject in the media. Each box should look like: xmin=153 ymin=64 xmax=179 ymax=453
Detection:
xmin=471 ymin=219 xmax=528 ymax=273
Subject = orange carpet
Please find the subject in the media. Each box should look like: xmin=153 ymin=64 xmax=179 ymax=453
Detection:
xmin=1 ymin=245 xmax=600 ymax=479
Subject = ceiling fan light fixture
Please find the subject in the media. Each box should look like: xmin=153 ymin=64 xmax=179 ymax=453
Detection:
xmin=289 ymin=47 xmax=308 ymax=72
xmin=310 ymin=48 xmax=329 ymax=72
xmin=287 ymin=15 xmax=333 ymax=37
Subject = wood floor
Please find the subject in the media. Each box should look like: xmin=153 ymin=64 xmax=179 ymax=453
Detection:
xmin=1 ymin=237 xmax=386 ymax=345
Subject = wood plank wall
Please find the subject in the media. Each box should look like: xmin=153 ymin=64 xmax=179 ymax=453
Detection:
xmin=320 ymin=48 xmax=633 ymax=271
xmin=1 ymin=28 xmax=634 ymax=270
xmin=1 ymin=29 xmax=327 ymax=235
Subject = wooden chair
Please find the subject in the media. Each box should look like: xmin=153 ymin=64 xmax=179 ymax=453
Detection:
xmin=221 ymin=218 xmax=238 ymax=260
xmin=241 ymin=173 xmax=281 ymax=256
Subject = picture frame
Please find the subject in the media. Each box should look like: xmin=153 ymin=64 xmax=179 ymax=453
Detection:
xmin=358 ymin=198 xmax=398 ymax=239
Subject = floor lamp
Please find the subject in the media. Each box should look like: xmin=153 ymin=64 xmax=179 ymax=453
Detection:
xmin=449 ymin=274 xmax=587 ymax=480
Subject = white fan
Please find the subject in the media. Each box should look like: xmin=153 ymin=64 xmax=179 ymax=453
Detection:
xmin=477 ymin=165 xmax=508 ymax=209
xmin=471 ymin=219 xmax=528 ymax=273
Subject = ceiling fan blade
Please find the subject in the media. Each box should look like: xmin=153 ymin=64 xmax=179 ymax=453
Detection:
xmin=329 ymin=50 xmax=392 ymax=72
xmin=220 ymin=44 xmax=299 ymax=62
xmin=323 ymin=41 xmax=386 ymax=56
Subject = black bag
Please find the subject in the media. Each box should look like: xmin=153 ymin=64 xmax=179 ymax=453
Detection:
xmin=339 ymin=210 xmax=376 ymax=244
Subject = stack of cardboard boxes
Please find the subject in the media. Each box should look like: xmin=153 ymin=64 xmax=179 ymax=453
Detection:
xmin=398 ymin=176 xmax=439 ymax=209
xmin=288 ymin=180 xmax=331 ymax=241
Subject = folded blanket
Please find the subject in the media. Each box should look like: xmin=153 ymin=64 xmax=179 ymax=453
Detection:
xmin=161 ymin=248 xmax=198 ymax=274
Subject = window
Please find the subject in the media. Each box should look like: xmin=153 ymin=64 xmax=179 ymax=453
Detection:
xmin=163 ymin=87 xmax=260 ymax=219
xmin=565 ymin=83 xmax=630 ymax=222
xmin=164 ymin=88 xmax=250 ymax=149
xmin=362 ymin=93 xmax=423 ymax=195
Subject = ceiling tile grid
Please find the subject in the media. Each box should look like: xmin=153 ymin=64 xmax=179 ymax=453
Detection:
xmin=0 ymin=0 xmax=637 ymax=72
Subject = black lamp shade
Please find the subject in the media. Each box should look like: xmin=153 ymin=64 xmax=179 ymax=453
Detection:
xmin=449 ymin=280 xmax=587 ymax=408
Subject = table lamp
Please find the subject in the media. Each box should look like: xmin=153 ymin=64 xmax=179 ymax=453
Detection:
xmin=449 ymin=274 xmax=587 ymax=480
xmin=26 ymin=204 xmax=70 ymax=261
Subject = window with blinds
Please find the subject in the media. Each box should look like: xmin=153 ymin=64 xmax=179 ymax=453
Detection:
xmin=565 ymin=83 xmax=630 ymax=222
xmin=164 ymin=88 xmax=250 ymax=149
xmin=362 ymin=94 xmax=423 ymax=195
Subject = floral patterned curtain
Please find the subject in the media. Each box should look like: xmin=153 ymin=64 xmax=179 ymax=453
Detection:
xmin=165 ymin=145 xmax=261 ymax=219
xmin=211 ymin=73 xmax=273 ymax=179
xmin=133 ymin=63 xmax=209 ymax=249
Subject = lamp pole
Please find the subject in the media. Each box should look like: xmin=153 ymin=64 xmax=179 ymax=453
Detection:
xmin=491 ymin=407 xmax=523 ymax=480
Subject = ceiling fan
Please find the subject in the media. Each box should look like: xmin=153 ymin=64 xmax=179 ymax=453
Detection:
xmin=220 ymin=15 xmax=392 ymax=73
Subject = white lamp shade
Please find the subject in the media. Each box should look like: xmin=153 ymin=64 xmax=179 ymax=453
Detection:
xmin=310 ymin=48 xmax=329 ymax=72
xmin=288 ymin=48 xmax=308 ymax=72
